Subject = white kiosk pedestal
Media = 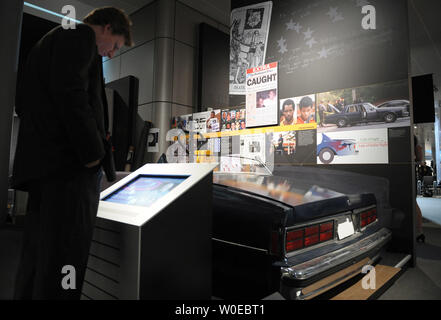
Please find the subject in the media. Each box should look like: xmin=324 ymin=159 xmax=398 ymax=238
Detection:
xmin=81 ymin=163 xmax=217 ymax=300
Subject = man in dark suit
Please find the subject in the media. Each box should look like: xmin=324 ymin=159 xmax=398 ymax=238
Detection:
xmin=12 ymin=7 xmax=133 ymax=299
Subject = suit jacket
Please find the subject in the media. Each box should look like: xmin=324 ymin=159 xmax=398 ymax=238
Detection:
xmin=12 ymin=24 xmax=115 ymax=190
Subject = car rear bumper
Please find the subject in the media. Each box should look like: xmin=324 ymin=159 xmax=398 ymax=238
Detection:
xmin=280 ymin=227 xmax=392 ymax=300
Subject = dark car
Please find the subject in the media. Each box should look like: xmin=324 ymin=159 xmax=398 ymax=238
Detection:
xmin=212 ymin=158 xmax=392 ymax=300
xmin=324 ymin=102 xmax=409 ymax=128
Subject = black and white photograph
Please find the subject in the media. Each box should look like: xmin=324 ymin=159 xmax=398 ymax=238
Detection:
xmin=230 ymin=1 xmax=273 ymax=95
xmin=240 ymin=133 xmax=266 ymax=164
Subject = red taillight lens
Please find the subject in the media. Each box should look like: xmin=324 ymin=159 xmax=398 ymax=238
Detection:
xmin=286 ymin=229 xmax=303 ymax=242
xmin=285 ymin=221 xmax=334 ymax=253
xmin=305 ymin=234 xmax=319 ymax=247
xmin=320 ymin=222 xmax=333 ymax=233
xmin=286 ymin=229 xmax=304 ymax=253
xmin=360 ymin=208 xmax=377 ymax=228
xmin=305 ymin=225 xmax=319 ymax=236
xmin=286 ymin=239 xmax=303 ymax=252
xmin=320 ymin=230 xmax=333 ymax=242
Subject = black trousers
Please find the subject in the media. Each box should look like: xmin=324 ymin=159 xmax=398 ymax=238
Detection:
xmin=14 ymin=168 xmax=102 ymax=300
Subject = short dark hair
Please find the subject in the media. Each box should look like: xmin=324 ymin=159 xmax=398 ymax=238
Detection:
xmin=299 ymin=96 xmax=313 ymax=109
xmin=282 ymin=99 xmax=295 ymax=112
xmin=83 ymin=7 xmax=133 ymax=47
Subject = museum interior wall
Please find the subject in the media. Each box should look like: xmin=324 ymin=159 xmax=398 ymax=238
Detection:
xmin=222 ymin=0 xmax=416 ymax=261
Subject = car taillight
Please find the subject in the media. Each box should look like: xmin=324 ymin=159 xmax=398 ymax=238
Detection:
xmin=360 ymin=208 xmax=377 ymax=228
xmin=285 ymin=221 xmax=334 ymax=253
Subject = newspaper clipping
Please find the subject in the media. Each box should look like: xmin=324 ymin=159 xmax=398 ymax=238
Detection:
xmin=246 ymin=62 xmax=279 ymax=128
xmin=230 ymin=1 xmax=273 ymax=95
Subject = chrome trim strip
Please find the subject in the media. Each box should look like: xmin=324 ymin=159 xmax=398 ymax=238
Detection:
xmin=212 ymin=237 xmax=268 ymax=253
xmin=281 ymin=228 xmax=391 ymax=281
xmin=394 ymin=255 xmax=412 ymax=269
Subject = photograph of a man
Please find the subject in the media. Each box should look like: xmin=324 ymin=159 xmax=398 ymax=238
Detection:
xmin=206 ymin=110 xmax=221 ymax=133
xmin=11 ymin=7 xmax=133 ymax=300
xmin=297 ymin=96 xmax=316 ymax=124
xmin=272 ymin=131 xmax=296 ymax=156
xmin=318 ymin=100 xmax=326 ymax=127
xmin=263 ymin=89 xmax=277 ymax=109
xmin=280 ymin=99 xmax=295 ymax=126
xmin=256 ymin=93 xmax=265 ymax=108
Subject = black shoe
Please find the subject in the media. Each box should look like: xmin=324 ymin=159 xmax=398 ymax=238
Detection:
xmin=416 ymin=234 xmax=425 ymax=243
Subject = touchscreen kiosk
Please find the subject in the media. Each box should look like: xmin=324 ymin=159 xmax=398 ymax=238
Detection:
xmin=81 ymin=163 xmax=217 ymax=300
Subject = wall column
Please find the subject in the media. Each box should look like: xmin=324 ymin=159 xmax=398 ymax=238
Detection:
xmin=153 ymin=0 xmax=175 ymax=162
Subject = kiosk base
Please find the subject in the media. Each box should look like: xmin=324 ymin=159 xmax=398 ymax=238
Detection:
xmin=81 ymin=172 xmax=213 ymax=300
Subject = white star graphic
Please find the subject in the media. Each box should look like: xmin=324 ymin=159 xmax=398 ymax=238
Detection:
xmin=306 ymin=37 xmax=317 ymax=48
xmin=277 ymin=37 xmax=288 ymax=54
xmin=303 ymin=27 xmax=314 ymax=40
xmin=286 ymin=19 xmax=295 ymax=31
xmin=318 ymin=47 xmax=330 ymax=58
xmin=326 ymin=7 xmax=339 ymax=18
xmin=294 ymin=22 xmax=303 ymax=34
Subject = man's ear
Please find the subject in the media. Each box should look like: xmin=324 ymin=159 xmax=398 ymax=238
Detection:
xmin=104 ymin=24 xmax=112 ymax=34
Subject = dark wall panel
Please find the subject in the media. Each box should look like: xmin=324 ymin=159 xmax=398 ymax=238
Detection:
xmin=198 ymin=23 xmax=230 ymax=111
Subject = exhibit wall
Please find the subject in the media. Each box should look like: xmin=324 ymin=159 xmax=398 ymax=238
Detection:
xmin=177 ymin=0 xmax=415 ymax=261
xmin=235 ymin=0 xmax=415 ymax=258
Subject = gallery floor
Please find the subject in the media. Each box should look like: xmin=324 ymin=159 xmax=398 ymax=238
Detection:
xmin=1 ymin=198 xmax=441 ymax=300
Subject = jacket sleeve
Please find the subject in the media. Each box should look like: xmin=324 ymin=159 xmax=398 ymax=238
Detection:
xmin=49 ymin=26 xmax=105 ymax=166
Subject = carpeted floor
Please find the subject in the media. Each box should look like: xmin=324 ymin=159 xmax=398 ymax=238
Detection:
xmin=417 ymin=197 xmax=441 ymax=225
xmin=379 ymin=217 xmax=441 ymax=300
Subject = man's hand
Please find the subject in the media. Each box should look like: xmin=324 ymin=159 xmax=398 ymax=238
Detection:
xmin=85 ymin=159 xmax=100 ymax=168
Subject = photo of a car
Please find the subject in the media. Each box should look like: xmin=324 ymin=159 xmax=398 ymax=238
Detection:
xmin=324 ymin=102 xmax=409 ymax=128
xmin=317 ymin=134 xmax=359 ymax=164
xmin=212 ymin=157 xmax=392 ymax=300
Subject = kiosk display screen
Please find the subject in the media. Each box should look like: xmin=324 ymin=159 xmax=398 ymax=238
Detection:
xmin=103 ymin=175 xmax=188 ymax=207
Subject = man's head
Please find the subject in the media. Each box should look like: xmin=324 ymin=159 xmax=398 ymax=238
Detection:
xmin=282 ymin=99 xmax=295 ymax=123
xmin=299 ymin=96 xmax=314 ymax=121
xmin=83 ymin=7 xmax=133 ymax=58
